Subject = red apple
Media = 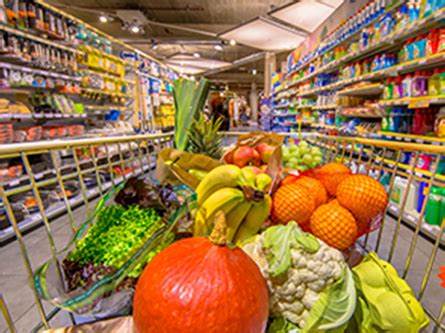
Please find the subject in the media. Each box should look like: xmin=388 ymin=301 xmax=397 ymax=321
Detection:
xmin=225 ymin=150 xmax=234 ymax=164
xmin=233 ymin=146 xmax=261 ymax=167
xmin=256 ymin=143 xmax=275 ymax=164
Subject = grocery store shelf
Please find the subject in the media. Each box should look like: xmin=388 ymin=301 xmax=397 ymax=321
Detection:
xmin=0 ymin=163 xmax=152 ymax=244
xmin=311 ymin=123 xmax=336 ymax=130
xmin=379 ymin=95 xmax=445 ymax=107
xmin=0 ymin=24 xmax=81 ymax=54
xmin=80 ymin=69 xmax=136 ymax=85
xmin=312 ymin=105 xmax=337 ymax=110
xmin=81 ymin=88 xmax=133 ymax=98
xmin=339 ymin=107 xmax=383 ymax=118
xmin=387 ymin=202 xmax=444 ymax=247
xmin=375 ymin=131 xmax=445 ymax=145
xmin=338 ymin=84 xmax=383 ymax=96
xmin=286 ymin=7 xmax=444 ymax=83
xmin=0 ymin=113 xmax=86 ymax=121
xmin=299 ymin=51 xmax=445 ymax=97
xmin=0 ymin=62 xmax=81 ymax=82
xmin=272 ymin=113 xmax=297 ymax=117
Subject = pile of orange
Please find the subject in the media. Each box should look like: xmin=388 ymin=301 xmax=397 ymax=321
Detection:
xmin=273 ymin=162 xmax=388 ymax=250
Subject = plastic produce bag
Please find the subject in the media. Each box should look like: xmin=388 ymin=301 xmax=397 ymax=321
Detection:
xmin=350 ymin=252 xmax=429 ymax=332
xmin=33 ymin=178 xmax=195 ymax=317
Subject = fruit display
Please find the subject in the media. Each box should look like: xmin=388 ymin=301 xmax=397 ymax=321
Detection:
xmin=194 ymin=164 xmax=272 ymax=244
xmin=133 ymin=212 xmax=269 ymax=333
xmin=242 ymin=222 xmax=356 ymax=330
xmin=282 ymin=141 xmax=323 ymax=171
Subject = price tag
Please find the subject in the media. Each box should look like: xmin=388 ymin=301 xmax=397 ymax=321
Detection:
xmin=34 ymin=114 xmax=43 ymax=118
xmin=30 ymin=214 xmax=41 ymax=223
xmin=9 ymin=179 xmax=20 ymax=187
xmin=55 ymin=114 xmax=62 ymax=118
xmin=35 ymin=173 xmax=43 ymax=179
xmin=407 ymin=214 xmax=417 ymax=224
xmin=416 ymin=139 xmax=423 ymax=143
xmin=408 ymin=99 xmax=429 ymax=109
xmin=63 ymin=114 xmax=69 ymax=118
xmin=396 ymin=136 xmax=402 ymax=140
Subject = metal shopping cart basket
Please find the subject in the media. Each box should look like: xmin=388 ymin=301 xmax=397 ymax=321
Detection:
xmin=0 ymin=132 xmax=443 ymax=332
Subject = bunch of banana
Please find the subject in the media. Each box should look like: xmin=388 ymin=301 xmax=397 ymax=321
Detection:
xmin=194 ymin=165 xmax=272 ymax=245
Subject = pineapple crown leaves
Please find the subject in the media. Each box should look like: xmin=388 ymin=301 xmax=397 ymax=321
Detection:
xmin=187 ymin=113 xmax=223 ymax=159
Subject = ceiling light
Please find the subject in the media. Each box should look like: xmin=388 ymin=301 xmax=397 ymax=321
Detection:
xmin=131 ymin=25 xmax=141 ymax=34
xmin=229 ymin=39 xmax=237 ymax=46
xmin=99 ymin=14 xmax=108 ymax=23
xmin=252 ymin=69 xmax=257 ymax=75
xmin=125 ymin=20 xmax=144 ymax=34
xmin=193 ymin=52 xmax=200 ymax=58
xmin=270 ymin=0 xmax=343 ymax=33
xmin=214 ymin=44 xmax=223 ymax=51
xmin=220 ymin=17 xmax=306 ymax=51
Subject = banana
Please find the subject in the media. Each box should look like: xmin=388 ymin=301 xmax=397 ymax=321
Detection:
xmin=255 ymin=173 xmax=272 ymax=191
xmin=233 ymin=194 xmax=272 ymax=245
xmin=194 ymin=187 xmax=245 ymax=236
xmin=196 ymin=165 xmax=244 ymax=206
xmin=241 ymin=168 xmax=257 ymax=189
xmin=225 ymin=200 xmax=253 ymax=242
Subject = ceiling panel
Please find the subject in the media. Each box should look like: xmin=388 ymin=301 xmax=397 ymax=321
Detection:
xmin=220 ymin=18 xmax=305 ymax=51
xmin=270 ymin=0 xmax=343 ymax=33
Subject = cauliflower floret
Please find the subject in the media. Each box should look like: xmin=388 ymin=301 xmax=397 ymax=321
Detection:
xmin=242 ymin=223 xmax=347 ymax=329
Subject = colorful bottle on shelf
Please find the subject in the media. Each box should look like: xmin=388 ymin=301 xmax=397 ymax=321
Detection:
xmin=428 ymin=68 xmax=441 ymax=96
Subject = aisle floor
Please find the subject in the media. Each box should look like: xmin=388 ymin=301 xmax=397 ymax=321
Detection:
xmin=0 ymin=201 xmax=444 ymax=332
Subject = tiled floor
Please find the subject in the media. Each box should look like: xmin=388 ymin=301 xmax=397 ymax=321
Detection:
xmin=0 ymin=201 xmax=444 ymax=332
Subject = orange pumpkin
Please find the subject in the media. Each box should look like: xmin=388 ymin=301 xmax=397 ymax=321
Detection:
xmin=133 ymin=213 xmax=269 ymax=333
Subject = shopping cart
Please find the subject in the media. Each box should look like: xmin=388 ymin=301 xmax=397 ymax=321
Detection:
xmin=0 ymin=132 xmax=443 ymax=332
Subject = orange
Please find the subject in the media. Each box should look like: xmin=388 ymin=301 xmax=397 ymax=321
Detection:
xmin=310 ymin=202 xmax=358 ymax=250
xmin=272 ymin=183 xmax=315 ymax=231
xmin=336 ymin=175 xmax=388 ymax=223
xmin=294 ymin=176 xmax=327 ymax=208
xmin=314 ymin=162 xmax=351 ymax=197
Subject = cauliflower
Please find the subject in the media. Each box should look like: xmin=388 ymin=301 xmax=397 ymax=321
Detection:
xmin=243 ymin=222 xmax=352 ymax=330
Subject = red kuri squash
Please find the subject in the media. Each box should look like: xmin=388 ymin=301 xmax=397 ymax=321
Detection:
xmin=133 ymin=212 xmax=269 ymax=333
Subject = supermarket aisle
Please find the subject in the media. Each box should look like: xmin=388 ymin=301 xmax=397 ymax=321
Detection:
xmin=0 ymin=202 xmax=96 ymax=333
xmin=0 ymin=204 xmax=444 ymax=332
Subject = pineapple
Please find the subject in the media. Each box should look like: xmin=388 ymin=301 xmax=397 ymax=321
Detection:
xmin=271 ymin=183 xmax=316 ymax=231
xmin=310 ymin=201 xmax=358 ymax=250
xmin=187 ymin=113 xmax=223 ymax=159
xmin=336 ymin=175 xmax=388 ymax=223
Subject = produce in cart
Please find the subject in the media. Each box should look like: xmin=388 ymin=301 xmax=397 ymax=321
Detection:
xmin=194 ymin=164 xmax=272 ymax=244
xmin=243 ymin=222 xmax=356 ymax=331
xmin=133 ymin=212 xmax=269 ymax=333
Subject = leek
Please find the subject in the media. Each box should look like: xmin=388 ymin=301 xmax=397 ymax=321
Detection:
xmin=172 ymin=78 xmax=210 ymax=151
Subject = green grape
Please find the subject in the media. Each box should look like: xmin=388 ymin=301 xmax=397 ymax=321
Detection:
xmin=288 ymin=145 xmax=298 ymax=153
xmin=289 ymin=157 xmax=299 ymax=165
xmin=302 ymin=154 xmax=313 ymax=166
xmin=299 ymin=141 xmax=308 ymax=150
xmin=314 ymin=156 xmax=323 ymax=165
xmin=282 ymin=151 xmax=292 ymax=162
